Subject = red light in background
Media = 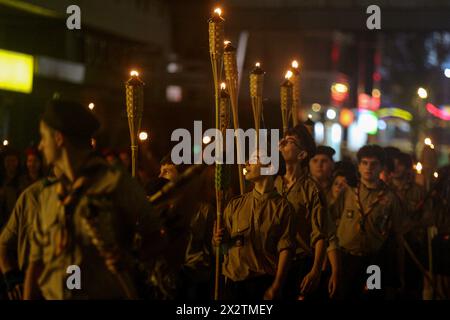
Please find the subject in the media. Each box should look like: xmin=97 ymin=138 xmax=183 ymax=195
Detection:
xmin=340 ymin=108 xmax=354 ymax=127
xmin=426 ymin=103 xmax=450 ymax=120
xmin=373 ymin=72 xmax=381 ymax=82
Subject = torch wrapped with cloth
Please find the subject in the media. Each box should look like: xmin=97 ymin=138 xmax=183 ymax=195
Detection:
xmin=208 ymin=7 xmax=229 ymax=300
xmin=280 ymin=70 xmax=293 ymax=135
xmin=125 ymin=70 xmax=145 ymax=178
xmin=290 ymin=60 xmax=301 ymax=126
xmin=224 ymin=40 xmax=245 ymax=195
xmin=250 ymin=62 xmax=265 ymax=152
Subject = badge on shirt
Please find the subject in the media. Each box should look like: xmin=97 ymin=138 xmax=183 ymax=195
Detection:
xmin=345 ymin=210 xmax=354 ymax=219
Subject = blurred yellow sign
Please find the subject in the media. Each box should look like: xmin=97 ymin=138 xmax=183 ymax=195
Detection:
xmin=378 ymin=108 xmax=413 ymax=121
xmin=0 ymin=49 xmax=34 ymax=93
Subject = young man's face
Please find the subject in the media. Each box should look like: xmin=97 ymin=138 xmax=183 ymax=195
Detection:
xmin=26 ymin=154 xmax=41 ymax=175
xmin=309 ymin=154 xmax=334 ymax=182
xmin=119 ymin=152 xmax=131 ymax=168
xmin=159 ymin=163 xmax=178 ymax=181
xmin=38 ymin=121 xmax=61 ymax=166
xmin=279 ymin=134 xmax=304 ymax=163
xmin=392 ymin=158 xmax=407 ymax=179
xmin=332 ymin=175 xmax=348 ymax=197
xmin=245 ymin=159 xmax=263 ymax=182
xmin=105 ymin=155 xmax=118 ymax=166
xmin=358 ymin=157 xmax=382 ymax=183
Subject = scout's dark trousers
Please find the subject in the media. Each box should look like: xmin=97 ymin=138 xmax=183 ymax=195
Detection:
xmin=283 ymin=255 xmax=313 ymax=300
xmin=224 ymin=275 xmax=274 ymax=300
xmin=176 ymin=267 xmax=211 ymax=301
xmin=340 ymin=252 xmax=385 ymax=300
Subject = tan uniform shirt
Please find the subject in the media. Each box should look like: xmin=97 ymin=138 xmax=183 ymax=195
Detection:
xmin=0 ymin=180 xmax=46 ymax=271
xmin=29 ymin=156 xmax=162 ymax=300
xmin=222 ymin=189 xmax=297 ymax=282
xmin=389 ymin=180 xmax=425 ymax=218
xmin=333 ymin=181 xmax=402 ymax=256
xmin=389 ymin=180 xmax=426 ymax=242
xmin=274 ymin=170 xmax=329 ymax=257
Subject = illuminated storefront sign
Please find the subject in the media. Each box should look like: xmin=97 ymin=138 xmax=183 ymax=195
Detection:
xmin=426 ymin=103 xmax=450 ymax=121
xmin=378 ymin=108 xmax=413 ymax=121
xmin=358 ymin=93 xmax=380 ymax=111
xmin=358 ymin=110 xmax=378 ymax=135
xmin=0 ymin=49 xmax=34 ymax=93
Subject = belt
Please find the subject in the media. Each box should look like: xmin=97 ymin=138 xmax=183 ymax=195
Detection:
xmin=229 ymin=235 xmax=245 ymax=248
xmin=340 ymin=247 xmax=369 ymax=257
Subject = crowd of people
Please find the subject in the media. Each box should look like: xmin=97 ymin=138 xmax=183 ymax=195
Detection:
xmin=0 ymin=98 xmax=449 ymax=300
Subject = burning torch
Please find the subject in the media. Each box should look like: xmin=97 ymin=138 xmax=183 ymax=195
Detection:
xmin=224 ymin=40 xmax=245 ymax=195
xmin=250 ymin=62 xmax=265 ymax=152
xmin=125 ymin=70 xmax=144 ymax=178
xmin=280 ymin=70 xmax=293 ymax=135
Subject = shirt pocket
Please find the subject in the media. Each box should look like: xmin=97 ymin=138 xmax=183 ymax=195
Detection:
xmin=344 ymin=209 xmax=355 ymax=219
xmin=230 ymin=219 xmax=250 ymax=248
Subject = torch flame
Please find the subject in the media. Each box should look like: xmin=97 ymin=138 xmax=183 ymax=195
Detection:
xmin=214 ymin=8 xmax=222 ymax=16
xmin=130 ymin=70 xmax=139 ymax=77
xmin=285 ymin=70 xmax=293 ymax=80
xmin=255 ymin=62 xmax=261 ymax=68
xmin=416 ymin=162 xmax=423 ymax=174
xmin=220 ymin=82 xmax=226 ymax=90
xmin=292 ymin=60 xmax=299 ymax=69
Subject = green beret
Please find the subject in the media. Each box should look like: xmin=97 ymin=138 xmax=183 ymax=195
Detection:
xmin=42 ymin=99 xmax=100 ymax=139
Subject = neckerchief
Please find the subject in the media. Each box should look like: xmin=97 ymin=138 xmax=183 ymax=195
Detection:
xmin=354 ymin=181 xmax=386 ymax=234
xmin=281 ymin=176 xmax=298 ymax=196
xmin=52 ymin=155 xmax=104 ymax=257
xmin=54 ymin=176 xmax=90 ymax=256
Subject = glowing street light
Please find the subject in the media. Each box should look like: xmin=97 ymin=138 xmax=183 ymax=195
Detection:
xmin=445 ymin=68 xmax=450 ymax=78
xmin=203 ymin=135 xmax=211 ymax=144
xmin=312 ymin=103 xmax=321 ymax=112
xmin=417 ymin=87 xmax=428 ymax=99
xmin=332 ymin=83 xmax=348 ymax=94
xmin=372 ymin=89 xmax=381 ymax=98
xmin=326 ymin=109 xmax=337 ymax=120
xmin=88 ymin=102 xmax=95 ymax=110
xmin=139 ymin=131 xmax=148 ymax=141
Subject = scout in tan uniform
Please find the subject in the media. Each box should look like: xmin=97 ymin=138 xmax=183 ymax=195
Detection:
xmin=213 ymin=150 xmax=296 ymax=300
xmin=389 ymin=152 xmax=426 ymax=299
xmin=309 ymin=146 xmax=336 ymax=201
xmin=328 ymin=162 xmax=359 ymax=222
xmin=309 ymin=146 xmax=346 ymax=299
xmin=0 ymin=178 xmax=50 ymax=300
xmin=276 ymin=125 xmax=339 ymax=299
xmin=332 ymin=145 xmax=403 ymax=300
xmin=23 ymin=99 xmax=167 ymax=300
xmin=157 ymin=155 xmax=215 ymax=300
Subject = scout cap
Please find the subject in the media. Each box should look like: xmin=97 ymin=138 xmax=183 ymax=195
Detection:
xmin=41 ymin=99 xmax=100 ymax=142
xmin=315 ymin=145 xmax=336 ymax=161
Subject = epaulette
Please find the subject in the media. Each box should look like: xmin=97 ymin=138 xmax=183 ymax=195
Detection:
xmin=223 ymin=192 xmax=251 ymax=210
xmin=228 ymin=192 xmax=248 ymax=203
xmin=42 ymin=176 xmax=59 ymax=188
